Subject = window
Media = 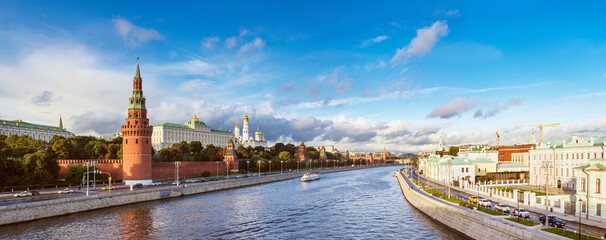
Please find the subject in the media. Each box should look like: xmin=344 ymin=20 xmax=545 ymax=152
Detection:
xmin=136 ymin=139 xmax=138 ymax=144
xmin=597 ymin=178 xmax=601 ymax=194
xmin=581 ymin=178 xmax=586 ymax=192
xmin=125 ymin=139 xmax=128 ymax=144
xmin=598 ymin=203 xmax=602 ymax=217
xmin=461 ymin=168 xmax=464 ymax=173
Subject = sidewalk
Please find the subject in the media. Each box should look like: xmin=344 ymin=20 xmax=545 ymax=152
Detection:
xmin=418 ymin=173 xmax=606 ymax=230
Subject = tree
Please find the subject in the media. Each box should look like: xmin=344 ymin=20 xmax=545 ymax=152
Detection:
xmin=278 ymin=151 xmax=292 ymax=161
xmin=449 ymin=147 xmax=459 ymax=156
xmin=23 ymin=150 xmax=59 ymax=185
xmin=105 ymin=143 xmax=121 ymax=159
xmin=64 ymin=164 xmax=101 ymax=185
xmin=51 ymin=138 xmax=75 ymax=159
xmin=308 ymin=151 xmax=319 ymax=160
xmin=284 ymin=144 xmax=296 ymax=156
xmin=5 ymin=135 xmax=41 ymax=159
xmin=189 ymin=141 xmax=203 ymax=153
xmin=410 ymin=156 xmax=419 ymax=168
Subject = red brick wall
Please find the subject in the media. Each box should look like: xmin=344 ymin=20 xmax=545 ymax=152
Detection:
xmin=151 ymin=162 xmax=228 ymax=180
xmin=497 ymin=144 xmax=535 ymax=162
xmin=58 ymin=160 xmax=231 ymax=181
xmin=57 ymin=159 xmax=123 ymax=180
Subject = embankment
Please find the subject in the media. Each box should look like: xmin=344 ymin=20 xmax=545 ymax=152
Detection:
xmin=395 ymin=169 xmax=564 ymax=240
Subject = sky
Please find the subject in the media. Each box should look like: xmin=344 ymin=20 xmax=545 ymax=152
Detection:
xmin=2 ymin=1 xmax=606 ymax=153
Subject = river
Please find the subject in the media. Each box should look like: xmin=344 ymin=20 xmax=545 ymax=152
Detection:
xmin=0 ymin=166 xmax=464 ymax=239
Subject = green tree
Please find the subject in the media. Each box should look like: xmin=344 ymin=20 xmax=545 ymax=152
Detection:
xmin=448 ymin=147 xmax=459 ymax=156
xmin=5 ymin=135 xmax=41 ymax=159
xmin=64 ymin=164 xmax=101 ymax=185
xmin=410 ymin=156 xmax=419 ymax=168
xmin=51 ymin=138 xmax=75 ymax=159
xmin=308 ymin=151 xmax=319 ymax=160
xmin=284 ymin=143 xmax=296 ymax=156
xmin=105 ymin=143 xmax=121 ymax=159
xmin=278 ymin=151 xmax=292 ymax=161
xmin=23 ymin=150 xmax=59 ymax=184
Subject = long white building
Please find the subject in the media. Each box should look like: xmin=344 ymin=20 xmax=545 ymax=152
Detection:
xmin=574 ymin=161 xmax=606 ymax=220
xmin=529 ymin=135 xmax=606 ymax=191
xmin=0 ymin=116 xmax=74 ymax=141
xmin=151 ymin=115 xmax=233 ymax=150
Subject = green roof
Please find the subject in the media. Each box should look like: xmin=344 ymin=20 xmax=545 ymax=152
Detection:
xmin=573 ymin=164 xmax=606 ymax=170
xmin=497 ymin=163 xmax=528 ymax=169
xmin=437 ymin=156 xmax=474 ymax=166
xmin=154 ymin=122 xmax=231 ymax=134
xmin=0 ymin=119 xmax=69 ymax=133
xmin=472 ymin=159 xmax=495 ymax=164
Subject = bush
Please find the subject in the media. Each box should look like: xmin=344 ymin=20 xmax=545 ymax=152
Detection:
xmin=201 ymin=171 xmax=211 ymax=177
xmin=238 ymin=169 xmax=247 ymax=174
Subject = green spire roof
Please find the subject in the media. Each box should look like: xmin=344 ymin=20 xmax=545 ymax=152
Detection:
xmin=134 ymin=57 xmax=141 ymax=79
xmin=59 ymin=114 xmax=63 ymax=129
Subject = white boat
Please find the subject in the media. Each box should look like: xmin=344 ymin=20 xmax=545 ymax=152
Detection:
xmin=301 ymin=172 xmax=320 ymax=182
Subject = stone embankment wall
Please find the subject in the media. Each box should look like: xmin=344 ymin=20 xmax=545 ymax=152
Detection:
xmin=0 ymin=165 xmax=386 ymax=226
xmin=395 ymin=170 xmax=560 ymax=240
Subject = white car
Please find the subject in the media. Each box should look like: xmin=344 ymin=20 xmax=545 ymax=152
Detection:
xmin=513 ymin=208 xmax=530 ymax=219
xmin=58 ymin=188 xmax=73 ymax=194
xmin=495 ymin=204 xmax=511 ymax=213
xmin=14 ymin=191 xmax=31 ymax=197
xmin=478 ymin=199 xmax=491 ymax=208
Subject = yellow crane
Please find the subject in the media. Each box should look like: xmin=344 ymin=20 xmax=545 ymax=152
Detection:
xmin=515 ymin=123 xmax=560 ymax=144
xmin=496 ymin=131 xmax=500 ymax=147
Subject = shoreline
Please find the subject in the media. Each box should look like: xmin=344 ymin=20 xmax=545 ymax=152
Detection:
xmin=0 ymin=165 xmax=391 ymax=226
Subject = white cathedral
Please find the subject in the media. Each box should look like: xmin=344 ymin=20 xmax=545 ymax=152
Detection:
xmin=234 ymin=114 xmax=268 ymax=148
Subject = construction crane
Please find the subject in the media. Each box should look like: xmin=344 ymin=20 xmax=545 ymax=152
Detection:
xmin=515 ymin=123 xmax=560 ymax=144
xmin=496 ymin=131 xmax=500 ymax=147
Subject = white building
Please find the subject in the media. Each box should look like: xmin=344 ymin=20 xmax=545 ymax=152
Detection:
xmin=0 ymin=116 xmax=74 ymax=141
xmin=529 ymin=136 xmax=606 ymax=191
xmin=574 ymin=161 xmax=606 ymax=220
xmin=419 ymin=155 xmax=478 ymax=185
xmin=151 ymin=115 xmax=233 ymax=150
xmin=233 ymin=114 xmax=267 ymax=148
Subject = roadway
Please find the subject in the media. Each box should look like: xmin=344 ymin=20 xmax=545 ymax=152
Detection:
xmin=407 ymin=168 xmax=606 ymax=239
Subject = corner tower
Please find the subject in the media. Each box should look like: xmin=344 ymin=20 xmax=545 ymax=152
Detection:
xmin=121 ymin=57 xmax=153 ymax=185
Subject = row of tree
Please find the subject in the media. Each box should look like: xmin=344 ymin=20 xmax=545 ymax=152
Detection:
xmin=0 ymin=134 xmax=123 ymax=188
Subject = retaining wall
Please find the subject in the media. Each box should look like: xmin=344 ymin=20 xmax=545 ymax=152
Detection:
xmin=0 ymin=165 xmax=386 ymax=226
xmin=395 ymin=170 xmax=561 ymax=240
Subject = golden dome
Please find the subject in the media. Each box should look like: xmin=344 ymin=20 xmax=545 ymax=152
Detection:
xmin=255 ymin=130 xmax=261 ymax=135
xmin=235 ymin=124 xmax=240 ymax=128
xmin=192 ymin=114 xmax=199 ymax=122
xmin=243 ymin=114 xmax=249 ymax=121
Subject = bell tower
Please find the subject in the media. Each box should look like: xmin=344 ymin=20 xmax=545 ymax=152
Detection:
xmin=121 ymin=57 xmax=153 ymax=185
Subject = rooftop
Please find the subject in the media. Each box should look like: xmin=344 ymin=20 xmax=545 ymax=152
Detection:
xmin=0 ymin=119 xmax=70 ymax=133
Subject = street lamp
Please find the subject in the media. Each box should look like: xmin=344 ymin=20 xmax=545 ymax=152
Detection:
xmin=226 ymin=161 xmax=230 ymax=180
xmin=269 ymin=160 xmax=272 ymax=174
xmin=258 ymin=160 xmax=261 ymax=176
xmin=281 ymin=160 xmax=284 ymax=174
xmin=175 ymin=161 xmax=181 ymax=186
xmin=216 ymin=161 xmax=219 ymax=179
xmin=448 ymin=158 xmax=452 ymax=198
xmin=91 ymin=161 xmax=97 ymax=190
xmin=540 ymin=160 xmax=553 ymax=227
xmin=297 ymin=160 xmax=300 ymax=172
xmin=247 ymin=160 xmax=250 ymax=175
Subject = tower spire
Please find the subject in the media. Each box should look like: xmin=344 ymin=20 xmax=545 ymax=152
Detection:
xmin=59 ymin=114 xmax=63 ymax=129
xmin=135 ymin=57 xmax=141 ymax=79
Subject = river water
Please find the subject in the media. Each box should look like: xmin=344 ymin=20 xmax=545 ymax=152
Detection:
xmin=0 ymin=166 xmax=464 ymax=239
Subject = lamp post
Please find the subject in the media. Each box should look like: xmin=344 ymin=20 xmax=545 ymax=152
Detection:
xmin=269 ymin=160 xmax=272 ymax=174
xmin=448 ymin=158 xmax=452 ymax=198
xmin=281 ymin=160 xmax=284 ymax=174
xmin=85 ymin=162 xmax=90 ymax=196
xmin=297 ymin=160 xmax=300 ymax=172
xmin=92 ymin=161 xmax=97 ymax=190
xmin=258 ymin=161 xmax=261 ymax=176
xmin=247 ymin=160 xmax=250 ymax=175
xmin=175 ymin=161 xmax=181 ymax=186
xmin=540 ymin=160 xmax=553 ymax=227
xmin=226 ymin=161 xmax=230 ymax=180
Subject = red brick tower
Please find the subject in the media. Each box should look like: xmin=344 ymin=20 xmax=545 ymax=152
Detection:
xmin=224 ymin=138 xmax=238 ymax=171
xmin=121 ymin=57 xmax=153 ymax=185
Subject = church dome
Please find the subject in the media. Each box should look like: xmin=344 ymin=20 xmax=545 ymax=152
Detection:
xmin=244 ymin=114 xmax=249 ymax=121
xmin=255 ymin=129 xmax=261 ymax=135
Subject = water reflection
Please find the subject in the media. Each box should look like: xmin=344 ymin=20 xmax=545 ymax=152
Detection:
xmin=0 ymin=166 xmax=464 ymax=239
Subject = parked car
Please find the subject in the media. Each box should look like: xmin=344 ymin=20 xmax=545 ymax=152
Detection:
xmin=152 ymin=182 xmax=163 ymax=186
xmin=185 ymin=179 xmax=197 ymax=183
xmin=14 ymin=191 xmax=32 ymax=197
xmin=495 ymin=204 xmax=511 ymax=213
xmin=198 ymin=178 xmax=207 ymax=182
xmin=235 ymin=175 xmax=242 ymax=179
xmin=468 ymin=196 xmax=479 ymax=204
xmin=512 ymin=208 xmax=530 ymax=219
xmin=58 ymin=188 xmax=73 ymax=194
xmin=133 ymin=183 xmax=143 ymax=188
xmin=539 ymin=215 xmax=566 ymax=228
xmin=30 ymin=191 xmax=39 ymax=196
xmin=478 ymin=199 xmax=491 ymax=208
xmin=102 ymin=186 xmax=115 ymax=190
xmin=208 ymin=177 xmax=216 ymax=181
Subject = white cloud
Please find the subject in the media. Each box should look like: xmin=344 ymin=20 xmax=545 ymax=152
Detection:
xmin=390 ymin=20 xmax=449 ymax=65
xmin=201 ymin=36 xmax=220 ymax=49
xmin=427 ymin=97 xmax=477 ymax=119
xmin=112 ymin=17 xmax=163 ymax=47
xmin=445 ymin=9 xmax=460 ymax=17
xmin=178 ymin=79 xmax=213 ymax=92
xmin=225 ymin=36 xmax=237 ymax=49
xmin=239 ymin=37 xmax=265 ymax=54
xmin=361 ymin=35 xmax=389 ymax=47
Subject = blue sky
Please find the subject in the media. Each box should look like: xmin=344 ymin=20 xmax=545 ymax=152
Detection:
xmin=2 ymin=1 xmax=606 ymax=152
